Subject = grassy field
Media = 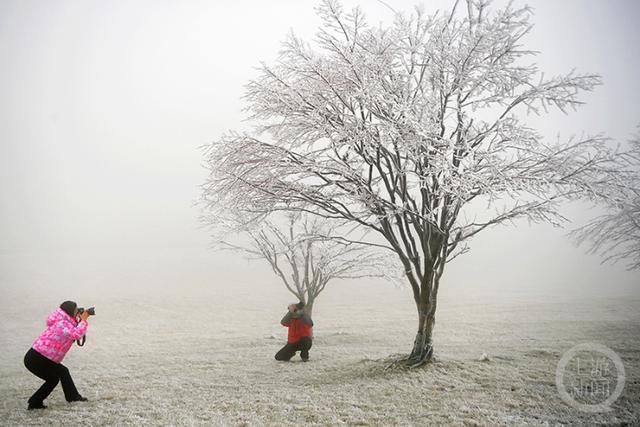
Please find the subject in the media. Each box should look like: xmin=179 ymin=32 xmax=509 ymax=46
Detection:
xmin=1 ymin=283 xmax=638 ymax=425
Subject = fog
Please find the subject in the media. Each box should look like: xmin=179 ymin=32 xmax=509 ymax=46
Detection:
xmin=1 ymin=0 xmax=639 ymax=306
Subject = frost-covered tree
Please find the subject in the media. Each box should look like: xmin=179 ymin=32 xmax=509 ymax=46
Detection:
xmin=202 ymin=0 xmax=630 ymax=366
xmin=200 ymin=209 xmax=396 ymax=317
xmin=572 ymin=130 xmax=640 ymax=270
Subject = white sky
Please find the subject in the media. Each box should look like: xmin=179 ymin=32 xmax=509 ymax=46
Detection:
xmin=1 ymin=0 xmax=639 ymax=302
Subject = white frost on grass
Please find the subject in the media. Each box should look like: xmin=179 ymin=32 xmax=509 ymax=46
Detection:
xmin=0 ymin=286 xmax=638 ymax=425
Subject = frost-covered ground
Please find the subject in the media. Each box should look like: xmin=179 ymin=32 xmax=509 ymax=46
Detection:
xmin=1 ymin=282 xmax=638 ymax=426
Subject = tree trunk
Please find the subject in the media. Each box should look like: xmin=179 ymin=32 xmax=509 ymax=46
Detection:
xmin=408 ymin=309 xmax=435 ymax=366
xmin=406 ymin=269 xmax=440 ymax=367
xmin=304 ymin=302 xmax=313 ymax=318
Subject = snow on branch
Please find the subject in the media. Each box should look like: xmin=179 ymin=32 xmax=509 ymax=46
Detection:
xmin=201 ymin=0 xmax=634 ymax=295
xmin=570 ymin=128 xmax=640 ymax=270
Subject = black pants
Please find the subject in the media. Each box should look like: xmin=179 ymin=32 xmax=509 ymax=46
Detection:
xmin=275 ymin=336 xmax=312 ymax=361
xmin=24 ymin=348 xmax=81 ymax=404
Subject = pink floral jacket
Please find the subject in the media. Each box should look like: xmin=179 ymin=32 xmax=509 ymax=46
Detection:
xmin=32 ymin=308 xmax=88 ymax=363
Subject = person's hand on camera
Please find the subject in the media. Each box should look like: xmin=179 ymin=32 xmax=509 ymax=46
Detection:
xmin=79 ymin=311 xmax=90 ymax=322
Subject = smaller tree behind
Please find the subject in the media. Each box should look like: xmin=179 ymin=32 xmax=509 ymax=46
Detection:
xmin=203 ymin=210 xmax=398 ymax=317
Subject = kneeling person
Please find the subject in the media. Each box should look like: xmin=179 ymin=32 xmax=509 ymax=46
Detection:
xmin=275 ymin=302 xmax=313 ymax=362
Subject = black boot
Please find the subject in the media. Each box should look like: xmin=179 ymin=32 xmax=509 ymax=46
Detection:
xmin=68 ymin=395 xmax=88 ymax=402
xmin=27 ymin=402 xmax=47 ymax=410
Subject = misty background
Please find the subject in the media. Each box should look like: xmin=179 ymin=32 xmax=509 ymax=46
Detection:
xmin=1 ymin=0 xmax=639 ymax=311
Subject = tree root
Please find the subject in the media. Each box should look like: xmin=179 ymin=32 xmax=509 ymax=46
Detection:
xmin=407 ymin=344 xmax=434 ymax=368
xmin=381 ymin=346 xmax=435 ymax=371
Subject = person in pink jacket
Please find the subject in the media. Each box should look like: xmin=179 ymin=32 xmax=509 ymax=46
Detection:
xmin=23 ymin=301 xmax=91 ymax=410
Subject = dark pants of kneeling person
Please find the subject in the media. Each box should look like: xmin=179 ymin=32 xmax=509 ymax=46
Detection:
xmin=24 ymin=348 xmax=80 ymax=404
xmin=275 ymin=336 xmax=312 ymax=361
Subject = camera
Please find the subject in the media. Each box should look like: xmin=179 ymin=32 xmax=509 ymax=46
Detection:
xmin=77 ymin=306 xmax=96 ymax=316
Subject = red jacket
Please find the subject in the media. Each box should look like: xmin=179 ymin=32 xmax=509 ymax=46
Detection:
xmin=281 ymin=311 xmax=313 ymax=343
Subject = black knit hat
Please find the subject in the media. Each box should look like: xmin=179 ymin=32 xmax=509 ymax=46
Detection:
xmin=295 ymin=301 xmax=305 ymax=310
xmin=60 ymin=301 xmax=77 ymax=317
